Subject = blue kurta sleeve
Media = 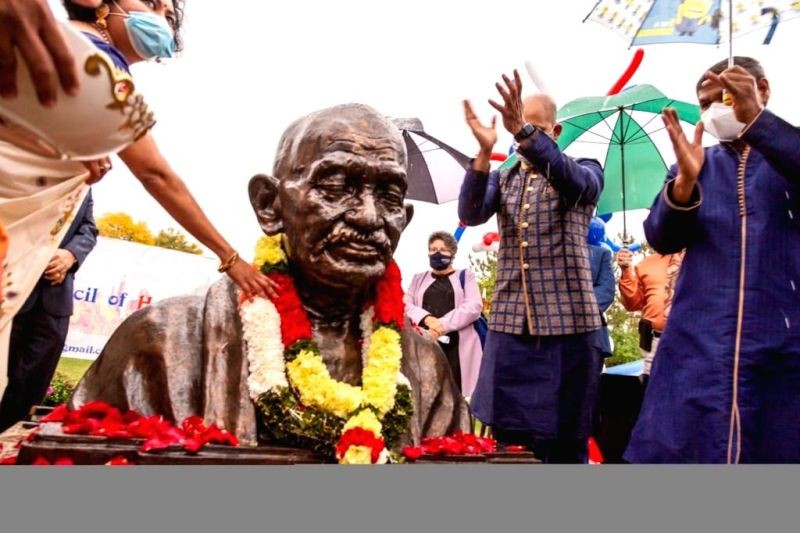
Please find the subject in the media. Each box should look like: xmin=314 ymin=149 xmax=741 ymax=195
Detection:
xmin=516 ymin=131 xmax=604 ymax=207
xmin=740 ymin=109 xmax=800 ymax=185
xmin=594 ymin=247 xmax=615 ymax=313
xmin=643 ymin=164 xmax=703 ymax=255
xmin=458 ymin=163 xmax=501 ymax=225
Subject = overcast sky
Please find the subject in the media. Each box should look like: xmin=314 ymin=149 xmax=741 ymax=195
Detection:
xmin=50 ymin=0 xmax=800 ymax=279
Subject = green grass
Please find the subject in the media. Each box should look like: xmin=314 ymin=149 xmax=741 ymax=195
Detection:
xmin=55 ymin=357 xmax=93 ymax=383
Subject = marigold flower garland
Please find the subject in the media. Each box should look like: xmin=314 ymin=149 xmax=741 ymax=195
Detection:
xmin=241 ymin=234 xmax=412 ymax=464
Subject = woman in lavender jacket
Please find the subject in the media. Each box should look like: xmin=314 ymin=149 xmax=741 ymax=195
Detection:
xmin=404 ymin=231 xmax=484 ymax=398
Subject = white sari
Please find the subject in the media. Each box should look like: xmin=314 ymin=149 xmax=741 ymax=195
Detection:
xmin=0 ymin=141 xmax=89 ymax=395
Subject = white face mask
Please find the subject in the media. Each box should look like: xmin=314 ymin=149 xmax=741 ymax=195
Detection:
xmin=701 ymin=102 xmax=745 ymax=142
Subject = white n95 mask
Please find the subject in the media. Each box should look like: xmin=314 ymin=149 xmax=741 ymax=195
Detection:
xmin=701 ymin=102 xmax=745 ymax=142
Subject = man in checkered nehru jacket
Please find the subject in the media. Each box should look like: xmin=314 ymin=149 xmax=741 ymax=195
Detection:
xmin=459 ymin=70 xmax=605 ymax=463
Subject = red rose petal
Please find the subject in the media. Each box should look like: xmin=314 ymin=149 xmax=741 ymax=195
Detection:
xmin=505 ymin=445 xmax=526 ymax=453
xmin=41 ymin=404 xmax=69 ymax=422
xmin=402 ymin=446 xmax=424 ymax=460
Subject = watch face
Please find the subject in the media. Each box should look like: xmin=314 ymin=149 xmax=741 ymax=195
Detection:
xmin=516 ymin=124 xmax=534 ymax=141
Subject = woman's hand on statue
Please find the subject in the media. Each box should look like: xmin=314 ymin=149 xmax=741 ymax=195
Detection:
xmin=0 ymin=0 xmax=95 ymax=105
xmin=83 ymin=157 xmax=113 ymax=184
xmin=226 ymin=257 xmax=279 ymax=300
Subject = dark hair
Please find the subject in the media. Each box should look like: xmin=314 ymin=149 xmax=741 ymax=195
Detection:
xmin=696 ymin=56 xmax=765 ymax=93
xmin=427 ymin=231 xmax=458 ymax=255
xmin=62 ymin=1 xmax=185 ymax=52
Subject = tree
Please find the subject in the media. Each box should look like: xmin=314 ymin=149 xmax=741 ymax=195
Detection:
xmin=605 ymin=296 xmax=643 ymax=367
xmin=469 ymin=251 xmax=497 ymax=315
xmin=154 ymin=228 xmax=203 ymax=255
xmin=96 ymin=212 xmax=155 ymax=245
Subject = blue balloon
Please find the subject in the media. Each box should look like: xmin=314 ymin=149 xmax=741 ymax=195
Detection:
xmin=598 ymin=212 xmax=613 ymax=223
xmin=587 ymin=217 xmax=605 ymax=245
xmin=602 ymin=236 xmax=621 ymax=252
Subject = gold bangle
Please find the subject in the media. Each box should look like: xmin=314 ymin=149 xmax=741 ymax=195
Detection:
xmin=217 ymin=251 xmax=239 ymax=273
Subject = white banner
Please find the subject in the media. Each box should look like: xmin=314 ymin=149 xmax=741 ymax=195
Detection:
xmin=63 ymin=237 xmax=220 ymax=359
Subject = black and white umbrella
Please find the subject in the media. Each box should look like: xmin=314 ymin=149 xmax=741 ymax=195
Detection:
xmin=392 ymin=118 xmax=470 ymax=204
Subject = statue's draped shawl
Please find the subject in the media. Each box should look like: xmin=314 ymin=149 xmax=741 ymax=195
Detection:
xmin=71 ymin=278 xmax=470 ymax=445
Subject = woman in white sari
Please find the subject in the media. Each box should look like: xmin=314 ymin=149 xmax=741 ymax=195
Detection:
xmin=0 ymin=1 xmax=277 ymax=395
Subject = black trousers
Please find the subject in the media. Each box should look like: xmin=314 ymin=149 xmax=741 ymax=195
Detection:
xmin=0 ymin=299 xmax=70 ymax=432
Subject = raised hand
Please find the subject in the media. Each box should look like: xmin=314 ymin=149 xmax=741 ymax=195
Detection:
xmin=703 ymin=66 xmax=765 ymax=126
xmin=463 ymin=99 xmax=497 ymax=152
xmin=662 ymin=107 xmax=704 ymax=203
xmin=488 ymin=69 xmax=525 ymax=135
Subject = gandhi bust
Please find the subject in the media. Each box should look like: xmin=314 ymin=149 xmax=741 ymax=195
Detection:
xmin=71 ymin=104 xmax=470 ymax=446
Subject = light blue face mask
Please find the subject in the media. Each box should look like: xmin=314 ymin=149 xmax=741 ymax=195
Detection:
xmin=111 ymin=1 xmax=175 ymax=60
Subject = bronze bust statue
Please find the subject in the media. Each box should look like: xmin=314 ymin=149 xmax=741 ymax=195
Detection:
xmin=71 ymin=104 xmax=470 ymax=448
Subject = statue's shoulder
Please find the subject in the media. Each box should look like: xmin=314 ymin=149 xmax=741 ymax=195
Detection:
xmin=116 ymin=277 xmax=235 ymax=333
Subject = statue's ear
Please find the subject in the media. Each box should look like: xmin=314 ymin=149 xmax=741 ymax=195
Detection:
xmin=404 ymin=203 xmax=414 ymax=229
xmin=248 ymin=174 xmax=283 ymax=234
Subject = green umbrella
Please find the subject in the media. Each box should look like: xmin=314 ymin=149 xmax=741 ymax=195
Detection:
xmin=500 ymin=84 xmax=700 ymax=238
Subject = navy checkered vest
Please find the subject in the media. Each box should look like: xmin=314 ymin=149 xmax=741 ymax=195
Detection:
xmin=490 ymin=162 xmax=601 ymax=336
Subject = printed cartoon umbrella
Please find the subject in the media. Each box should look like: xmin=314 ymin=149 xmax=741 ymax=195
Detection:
xmin=585 ymin=0 xmax=800 ymax=62
xmin=392 ymin=118 xmax=471 ymax=204
xmin=500 ymin=84 xmax=700 ymax=238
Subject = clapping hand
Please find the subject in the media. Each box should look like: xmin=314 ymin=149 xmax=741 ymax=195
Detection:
xmin=488 ymin=69 xmax=525 ymax=136
xmin=662 ymin=108 xmax=704 ymax=203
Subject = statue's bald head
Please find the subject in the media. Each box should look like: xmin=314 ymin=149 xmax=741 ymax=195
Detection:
xmin=522 ymin=94 xmax=558 ymax=130
xmin=272 ymin=104 xmax=407 ymax=180
xmin=250 ymin=103 xmax=413 ymax=291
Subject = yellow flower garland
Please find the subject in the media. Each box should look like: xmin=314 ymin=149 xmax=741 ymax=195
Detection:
xmin=249 ymin=234 xmax=407 ymax=464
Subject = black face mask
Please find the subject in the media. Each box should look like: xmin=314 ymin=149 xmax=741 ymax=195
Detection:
xmin=429 ymin=252 xmax=452 ymax=271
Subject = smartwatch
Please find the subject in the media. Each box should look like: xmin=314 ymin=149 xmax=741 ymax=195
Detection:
xmin=514 ymin=123 xmax=537 ymax=142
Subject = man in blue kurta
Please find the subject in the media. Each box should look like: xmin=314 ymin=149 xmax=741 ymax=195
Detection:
xmin=458 ymin=71 xmax=605 ymax=463
xmin=625 ymin=57 xmax=800 ymax=463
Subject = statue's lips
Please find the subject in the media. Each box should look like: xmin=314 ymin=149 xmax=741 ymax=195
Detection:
xmin=326 ymin=241 xmax=384 ymax=261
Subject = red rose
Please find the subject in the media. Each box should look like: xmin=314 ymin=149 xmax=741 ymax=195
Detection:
xmin=373 ymin=262 xmax=404 ymax=328
xmin=105 ymin=456 xmax=132 ymax=466
xmin=336 ymin=428 xmax=385 ymax=464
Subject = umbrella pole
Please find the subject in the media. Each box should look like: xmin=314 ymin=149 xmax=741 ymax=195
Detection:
xmin=619 ymin=113 xmax=628 ymax=242
xmin=728 ymin=0 xmax=734 ymax=68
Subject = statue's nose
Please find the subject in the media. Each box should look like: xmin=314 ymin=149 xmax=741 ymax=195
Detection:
xmin=345 ymin=191 xmax=382 ymax=230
